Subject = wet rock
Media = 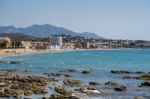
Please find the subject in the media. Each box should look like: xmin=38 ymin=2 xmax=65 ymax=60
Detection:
xmin=135 ymin=71 xmax=146 ymax=74
xmin=122 ymin=76 xmax=134 ymax=79
xmin=74 ymin=87 xmax=85 ymax=93
xmin=64 ymin=74 xmax=71 ymax=77
xmin=136 ymin=75 xmax=150 ymax=80
xmin=54 ymin=86 xmax=66 ymax=94
xmin=68 ymin=96 xmax=80 ymax=99
xmin=63 ymin=79 xmax=81 ymax=86
xmin=105 ymin=81 xmax=120 ymax=87
xmin=50 ymin=94 xmax=67 ymax=99
xmin=123 ymin=74 xmax=150 ymax=80
xmin=24 ymin=90 xmax=34 ymax=96
xmin=48 ymin=73 xmax=62 ymax=77
xmin=114 ymin=85 xmax=127 ymax=91
xmin=41 ymin=97 xmax=50 ymax=99
xmin=87 ymin=86 xmax=96 ymax=90
xmin=82 ymin=89 xmax=101 ymax=94
xmin=82 ymin=69 xmax=92 ymax=74
xmin=134 ymin=96 xmax=146 ymax=99
xmin=67 ymin=69 xmax=76 ymax=72
xmin=10 ymin=61 xmax=21 ymax=64
xmin=50 ymin=94 xmax=80 ymax=99
xmin=34 ymin=88 xmax=48 ymax=94
xmin=49 ymin=77 xmax=59 ymax=82
xmin=111 ymin=70 xmax=131 ymax=74
xmin=2 ymin=88 xmax=24 ymax=97
xmin=89 ymin=81 xmax=101 ymax=86
xmin=139 ymin=82 xmax=150 ymax=87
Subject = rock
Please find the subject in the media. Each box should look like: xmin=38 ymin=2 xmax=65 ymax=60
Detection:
xmin=82 ymin=89 xmax=101 ymax=94
xmin=59 ymin=69 xmax=76 ymax=73
xmin=135 ymin=71 xmax=145 ymax=74
xmin=3 ymin=88 xmax=24 ymax=97
xmin=114 ymin=85 xmax=127 ymax=91
xmin=24 ymin=90 xmax=34 ymax=96
xmin=139 ymin=82 xmax=150 ymax=87
xmin=111 ymin=70 xmax=131 ymax=74
xmin=34 ymin=88 xmax=48 ymax=94
xmin=50 ymin=94 xmax=67 ymax=99
xmin=41 ymin=97 xmax=50 ymax=99
xmin=105 ymin=81 xmax=120 ymax=87
xmin=50 ymin=94 xmax=80 ymax=99
xmin=82 ymin=69 xmax=92 ymax=74
xmin=63 ymin=79 xmax=81 ymax=86
xmin=74 ymin=87 xmax=84 ymax=93
xmin=122 ymin=76 xmax=134 ymax=79
xmin=87 ymin=86 xmax=96 ymax=90
xmin=10 ymin=61 xmax=21 ymax=64
xmin=67 ymin=69 xmax=76 ymax=72
xmin=48 ymin=73 xmax=62 ymax=77
xmin=64 ymin=74 xmax=71 ymax=77
xmin=134 ymin=96 xmax=146 ymax=99
xmin=89 ymin=81 xmax=101 ymax=86
xmin=136 ymin=74 xmax=150 ymax=80
xmin=68 ymin=96 xmax=80 ymax=99
xmin=49 ymin=77 xmax=59 ymax=82
xmin=54 ymin=86 xmax=66 ymax=94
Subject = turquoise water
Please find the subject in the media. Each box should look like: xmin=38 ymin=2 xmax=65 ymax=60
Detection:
xmin=0 ymin=49 xmax=150 ymax=99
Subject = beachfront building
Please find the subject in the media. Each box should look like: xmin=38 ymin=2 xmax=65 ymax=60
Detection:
xmin=0 ymin=37 xmax=11 ymax=48
xmin=48 ymin=36 xmax=63 ymax=49
xmin=26 ymin=41 xmax=49 ymax=49
xmin=62 ymin=42 xmax=75 ymax=49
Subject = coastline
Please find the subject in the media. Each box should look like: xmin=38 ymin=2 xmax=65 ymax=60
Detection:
xmin=0 ymin=48 xmax=148 ymax=58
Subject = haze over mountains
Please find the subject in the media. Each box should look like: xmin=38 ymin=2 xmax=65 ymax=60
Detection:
xmin=0 ymin=24 xmax=103 ymax=39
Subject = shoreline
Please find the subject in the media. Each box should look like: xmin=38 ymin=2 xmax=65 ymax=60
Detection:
xmin=0 ymin=48 xmax=149 ymax=58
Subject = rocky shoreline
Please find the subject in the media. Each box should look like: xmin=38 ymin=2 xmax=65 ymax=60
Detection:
xmin=0 ymin=69 xmax=149 ymax=99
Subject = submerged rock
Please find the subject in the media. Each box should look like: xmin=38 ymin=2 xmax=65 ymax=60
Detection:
xmin=82 ymin=68 xmax=92 ymax=74
xmin=89 ymin=81 xmax=101 ymax=86
xmin=105 ymin=81 xmax=120 ymax=87
xmin=114 ymin=85 xmax=127 ymax=91
xmin=123 ymin=74 xmax=150 ymax=80
xmin=139 ymin=82 xmax=150 ymax=87
xmin=50 ymin=94 xmax=80 ymax=99
xmin=134 ymin=96 xmax=146 ymax=99
xmin=111 ymin=70 xmax=131 ymax=74
xmin=63 ymin=79 xmax=81 ymax=86
xmin=54 ymin=86 xmax=67 ymax=94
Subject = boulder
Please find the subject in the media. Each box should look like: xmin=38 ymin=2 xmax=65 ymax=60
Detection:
xmin=114 ymin=85 xmax=127 ymax=91
xmin=139 ymin=82 xmax=150 ymax=87
xmin=63 ymin=79 xmax=81 ymax=86
xmin=105 ymin=81 xmax=120 ymax=87
xmin=134 ymin=96 xmax=146 ymax=99
xmin=82 ymin=69 xmax=92 ymax=74
xmin=89 ymin=81 xmax=101 ymax=86
xmin=24 ymin=90 xmax=34 ymax=96
xmin=111 ymin=70 xmax=131 ymax=74
xmin=54 ymin=86 xmax=66 ymax=94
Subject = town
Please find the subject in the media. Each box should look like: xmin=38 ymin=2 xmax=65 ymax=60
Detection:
xmin=0 ymin=34 xmax=150 ymax=51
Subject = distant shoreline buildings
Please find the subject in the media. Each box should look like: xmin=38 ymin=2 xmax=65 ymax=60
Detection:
xmin=0 ymin=34 xmax=150 ymax=50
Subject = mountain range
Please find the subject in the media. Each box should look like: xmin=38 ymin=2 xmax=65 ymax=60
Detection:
xmin=0 ymin=24 xmax=104 ymax=39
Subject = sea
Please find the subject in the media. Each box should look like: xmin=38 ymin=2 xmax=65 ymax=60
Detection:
xmin=0 ymin=49 xmax=150 ymax=99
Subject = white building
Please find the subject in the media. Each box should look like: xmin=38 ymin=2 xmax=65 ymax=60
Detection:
xmin=48 ymin=36 xmax=63 ymax=49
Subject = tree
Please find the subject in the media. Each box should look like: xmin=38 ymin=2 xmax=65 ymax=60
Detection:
xmin=0 ymin=40 xmax=8 ymax=49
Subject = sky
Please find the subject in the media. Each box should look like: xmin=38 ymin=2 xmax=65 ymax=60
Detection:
xmin=0 ymin=0 xmax=150 ymax=40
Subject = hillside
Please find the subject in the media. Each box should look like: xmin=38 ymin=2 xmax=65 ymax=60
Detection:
xmin=0 ymin=24 xmax=104 ymax=39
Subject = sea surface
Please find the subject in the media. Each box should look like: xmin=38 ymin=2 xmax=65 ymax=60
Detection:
xmin=0 ymin=49 xmax=150 ymax=99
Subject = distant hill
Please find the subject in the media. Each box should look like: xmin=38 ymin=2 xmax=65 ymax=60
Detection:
xmin=0 ymin=24 xmax=104 ymax=39
xmin=0 ymin=33 xmax=37 ymax=41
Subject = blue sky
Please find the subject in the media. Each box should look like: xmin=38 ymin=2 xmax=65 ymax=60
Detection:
xmin=0 ymin=0 xmax=150 ymax=40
